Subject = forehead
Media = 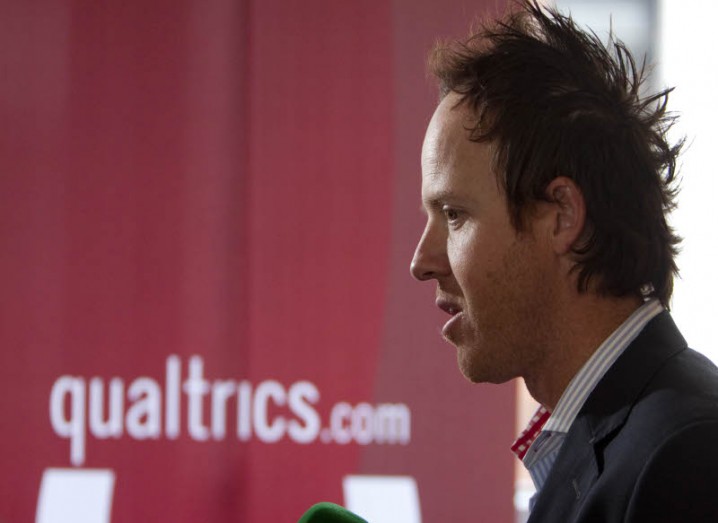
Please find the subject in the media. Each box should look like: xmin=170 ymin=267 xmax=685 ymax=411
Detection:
xmin=421 ymin=94 xmax=497 ymax=201
xmin=422 ymin=94 xmax=468 ymax=166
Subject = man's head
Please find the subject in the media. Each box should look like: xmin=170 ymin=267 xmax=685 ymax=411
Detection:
xmin=411 ymin=1 xmax=682 ymax=385
xmin=428 ymin=0 xmax=681 ymax=305
xmin=413 ymin=92 xmax=568 ymax=383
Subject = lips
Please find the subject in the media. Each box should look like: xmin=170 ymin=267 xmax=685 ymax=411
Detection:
xmin=436 ymin=297 xmax=462 ymax=316
xmin=436 ymin=297 xmax=463 ymax=341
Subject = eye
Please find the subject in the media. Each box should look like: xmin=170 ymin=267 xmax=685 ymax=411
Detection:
xmin=441 ymin=205 xmax=461 ymax=224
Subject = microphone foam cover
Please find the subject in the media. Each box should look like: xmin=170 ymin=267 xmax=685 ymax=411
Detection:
xmin=297 ymin=502 xmax=368 ymax=523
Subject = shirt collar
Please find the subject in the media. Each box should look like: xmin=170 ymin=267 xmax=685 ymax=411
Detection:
xmin=511 ymin=299 xmax=663 ymax=458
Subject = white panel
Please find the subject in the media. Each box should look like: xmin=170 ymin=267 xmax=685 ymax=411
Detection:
xmin=36 ymin=468 xmax=115 ymax=523
xmin=343 ymin=475 xmax=421 ymax=523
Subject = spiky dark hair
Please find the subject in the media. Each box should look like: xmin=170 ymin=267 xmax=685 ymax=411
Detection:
xmin=429 ymin=0 xmax=683 ymax=306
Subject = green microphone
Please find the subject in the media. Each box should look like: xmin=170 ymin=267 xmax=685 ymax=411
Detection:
xmin=297 ymin=502 xmax=369 ymax=523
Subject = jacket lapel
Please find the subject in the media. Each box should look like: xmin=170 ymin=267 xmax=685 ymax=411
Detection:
xmin=526 ymin=312 xmax=687 ymax=523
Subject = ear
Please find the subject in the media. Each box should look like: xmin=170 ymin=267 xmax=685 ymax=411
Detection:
xmin=545 ymin=176 xmax=586 ymax=255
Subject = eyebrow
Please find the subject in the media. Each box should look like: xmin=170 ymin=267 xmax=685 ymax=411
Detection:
xmin=422 ymin=190 xmax=458 ymax=209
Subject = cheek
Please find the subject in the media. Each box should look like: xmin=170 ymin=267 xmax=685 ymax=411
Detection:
xmin=448 ymin=229 xmax=501 ymax=284
xmin=446 ymin=232 xmax=474 ymax=279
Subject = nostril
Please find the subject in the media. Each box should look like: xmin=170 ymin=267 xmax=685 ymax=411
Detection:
xmin=411 ymin=232 xmax=449 ymax=281
xmin=416 ymin=270 xmax=435 ymax=282
xmin=411 ymin=249 xmax=451 ymax=281
xmin=410 ymin=259 xmax=432 ymax=281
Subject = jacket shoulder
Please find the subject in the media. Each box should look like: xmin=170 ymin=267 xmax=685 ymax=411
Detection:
xmin=625 ymin=419 xmax=718 ymax=522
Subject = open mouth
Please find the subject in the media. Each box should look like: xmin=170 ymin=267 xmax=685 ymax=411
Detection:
xmin=436 ymin=298 xmax=462 ymax=316
xmin=435 ymin=297 xmax=463 ymax=341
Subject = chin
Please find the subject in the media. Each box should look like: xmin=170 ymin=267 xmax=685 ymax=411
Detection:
xmin=458 ymin=352 xmax=516 ymax=385
xmin=462 ymin=369 xmax=514 ymax=385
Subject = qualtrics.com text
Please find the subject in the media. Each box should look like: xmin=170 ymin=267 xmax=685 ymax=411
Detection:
xmin=49 ymin=355 xmax=411 ymax=465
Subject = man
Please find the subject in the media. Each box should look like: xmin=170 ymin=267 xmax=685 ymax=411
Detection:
xmin=410 ymin=1 xmax=718 ymax=521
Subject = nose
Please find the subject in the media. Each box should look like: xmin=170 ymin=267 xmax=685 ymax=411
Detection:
xmin=410 ymin=221 xmax=450 ymax=281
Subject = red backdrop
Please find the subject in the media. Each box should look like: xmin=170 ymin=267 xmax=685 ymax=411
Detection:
xmin=0 ymin=0 xmax=513 ymax=521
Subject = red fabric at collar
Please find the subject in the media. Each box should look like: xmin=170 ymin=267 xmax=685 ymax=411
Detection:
xmin=511 ymin=406 xmax=551 ymax=460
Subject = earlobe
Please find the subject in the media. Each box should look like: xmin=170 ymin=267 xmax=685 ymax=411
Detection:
xmin=546 ymin=177 xmax=586 ymax=254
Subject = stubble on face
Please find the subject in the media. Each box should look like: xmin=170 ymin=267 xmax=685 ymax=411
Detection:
xmin=447 ymin=226 xmax=556 ymax=384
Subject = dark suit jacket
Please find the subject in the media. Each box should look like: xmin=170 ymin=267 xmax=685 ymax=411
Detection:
xmin=528 ymin=312 xmax=718 ymax=522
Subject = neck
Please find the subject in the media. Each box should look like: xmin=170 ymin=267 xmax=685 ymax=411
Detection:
xmin=523 ymin=293 xmax=643 ymax=411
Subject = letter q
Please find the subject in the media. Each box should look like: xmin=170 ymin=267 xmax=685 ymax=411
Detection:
xmin=49 ymin=377 xmax=86 ymax=466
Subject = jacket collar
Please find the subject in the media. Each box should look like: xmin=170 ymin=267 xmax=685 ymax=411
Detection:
xmin=581 ymin=311 xmax=686 ymax=443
